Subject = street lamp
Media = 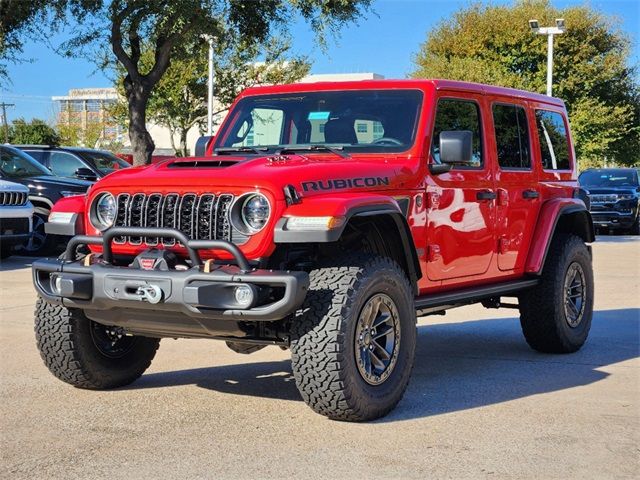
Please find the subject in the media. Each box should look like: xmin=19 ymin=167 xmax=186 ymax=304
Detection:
xmin=529 ymin=18 xmax=566 ymax=97
xmin=202 ymin=35 xmax=216 ymax=136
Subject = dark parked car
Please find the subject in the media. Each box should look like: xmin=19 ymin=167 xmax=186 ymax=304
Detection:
xmin=579 ymin=168 xmax=640 ymax=235
xmin=14 ymin=145 xmax=130 ymax=181
xmin=0 ymin=145 xmax=91 ymax=255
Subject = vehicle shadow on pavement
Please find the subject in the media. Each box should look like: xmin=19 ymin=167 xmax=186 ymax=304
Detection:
xmin=130 ymin=308 xmax=639 ymax=420
xmin=0 ymin=256 xmax=34 ymax=272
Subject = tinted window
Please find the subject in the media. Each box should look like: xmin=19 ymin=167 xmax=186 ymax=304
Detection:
xmin=432 ymin=99 xmax=482 ymax=167
xmin=77 ymin=150 xmax=130 ymax=174
xmin=217 ymin=90 xmax=423 ymax=154
xmin=0 ymin=146 xmax=52 ymax=178
xmin=49 ymin=152 xmax=86 ymax=178
xmin=493 ymin=104 xmax=531 ymax=169
xmin=536 ymin=110 xmax=570 ymax=170
xmin=579 ymin=170 xmax=638 ymax=187
xmin=23 ymin=150 xmax=47 ymax=164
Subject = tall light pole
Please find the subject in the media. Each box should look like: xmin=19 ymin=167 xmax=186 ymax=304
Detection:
xmin=202 ymin=35 xmax=216 ymax=136
xmin=529 ymin=19 xmax=566 ymax=97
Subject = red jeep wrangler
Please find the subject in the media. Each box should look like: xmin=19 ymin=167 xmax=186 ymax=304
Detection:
xmin=33 ymin=80 xmax=594 ymax=421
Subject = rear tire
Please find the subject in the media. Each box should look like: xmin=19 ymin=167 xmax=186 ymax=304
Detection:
xmin=34 ymin=298 xmax=160 ymax=389
xmin=519 ymin=234 xmax=594 ymax=353
xmin=290 ymin=255 xmax=416 ymax=421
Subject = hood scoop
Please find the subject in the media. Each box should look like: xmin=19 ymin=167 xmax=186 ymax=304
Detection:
xmin=167 ymin=158 xmax=241 ymax=168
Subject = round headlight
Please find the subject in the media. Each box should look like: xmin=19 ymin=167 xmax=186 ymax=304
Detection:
xmin=231 ymin=193 xmax=270 ymax=234
xmin=91 ymin=193 xmax=116 ymax=231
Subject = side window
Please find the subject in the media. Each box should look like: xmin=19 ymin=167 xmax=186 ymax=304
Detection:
xmin=492 ymin=104 xmax=531 ymax=169
xmin=48 ymin=152 xmax=85 ymax=178
xmin=535 ymin=110 xmax=570 ymax=170
xmin=232 ymin=108 xmax=284 ymax=147
xmin=432 ymin=99 xmax=482 ymax=167
xmin=23 ymin=150 xmax=47 ymax=165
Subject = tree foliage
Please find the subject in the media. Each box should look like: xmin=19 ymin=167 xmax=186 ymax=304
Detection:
xmin=8 ymin=118 xmax=60 ymax=145
xmin=52 ymin=0 xmax=371 ymax=165
xmin=411 ymin=0 xmax=639 ymax=168
xmin=111 ymin=34 xmax=310 ymax=156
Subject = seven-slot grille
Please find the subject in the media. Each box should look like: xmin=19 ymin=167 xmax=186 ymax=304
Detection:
xmin=113 ymin=192 xmax=243 ymax=245
xmin=0 ymin=191 xmax=28 ymax=206
xmin=589 ymin=194 xmax=619 ymax=204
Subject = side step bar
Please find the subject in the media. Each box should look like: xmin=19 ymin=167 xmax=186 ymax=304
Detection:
xmin=415 ymin=278 xmax=539 ymax=311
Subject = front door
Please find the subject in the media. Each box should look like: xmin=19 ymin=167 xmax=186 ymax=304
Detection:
xmin=426 ymin=96 xmax=496 ymax=281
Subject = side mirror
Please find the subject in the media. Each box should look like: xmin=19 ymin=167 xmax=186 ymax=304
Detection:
xmin=440 ymin=130 xmax=473 ymax=165
xmin=195 ymin=135 xmax=214 ymax=157
xmin=74 ymin=167 xmax=97 ymax=181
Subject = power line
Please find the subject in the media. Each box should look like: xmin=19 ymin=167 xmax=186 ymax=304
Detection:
xmin=0 ymin=102 xmax=15 ymax=143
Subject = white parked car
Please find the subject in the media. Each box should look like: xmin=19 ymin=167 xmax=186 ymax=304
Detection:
xmin=0 ymin=180 xmax=34 ymax=259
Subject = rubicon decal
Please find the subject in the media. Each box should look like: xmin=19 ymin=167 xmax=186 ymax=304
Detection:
xmin=302 ymin=177 xmax=390 ymax=192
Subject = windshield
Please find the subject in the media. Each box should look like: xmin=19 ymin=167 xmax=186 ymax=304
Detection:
xmin=215 ymin=89 xmax=424 ymax=154
xmin=78 ymin=150 xmax=130 ymax=174
xmin=0 ymin=146 xmax=52 ymax=178
xmin=579 ymin=170 xmax=638 ymax=188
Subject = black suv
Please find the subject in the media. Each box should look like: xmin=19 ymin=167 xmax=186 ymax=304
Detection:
xmin=14 ymin=145 xmax=130 ymax=181
xmin=579 ymin=168 xmax=640 ymax=235
xmin=0 ymin=145 xmax=91 ymax=255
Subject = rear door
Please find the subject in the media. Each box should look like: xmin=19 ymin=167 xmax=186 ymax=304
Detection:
xmin=489 ymin=101 xmax=541 ymax=272
xmin=425 ymin=95 xmax=497 ymax=281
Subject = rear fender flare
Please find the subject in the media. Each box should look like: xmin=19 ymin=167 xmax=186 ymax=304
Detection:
xmin=525 ymin=198 xmax=595 ymax=275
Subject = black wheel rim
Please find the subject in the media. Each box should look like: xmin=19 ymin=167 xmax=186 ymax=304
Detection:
xmin=564 ymin=262 xmax=586 ymax=328
xmin=89 ymin=321 xmax=136 ymax=358
xmin=355 ymin=294 xmax=401 ymax=386
xmin=20 ymin=215 xmax=47 ymax=253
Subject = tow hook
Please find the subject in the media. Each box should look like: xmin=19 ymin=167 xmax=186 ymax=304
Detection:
xmin=135 ymin=284 xmax=163 ymax=304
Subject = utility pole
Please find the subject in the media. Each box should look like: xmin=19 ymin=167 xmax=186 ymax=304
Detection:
xmin=0 ymin=102 xmax=14 ymax=143
xmin=202 ymin=35 xmax=216 ymax=136
xmin=528 ymin=19 xmax=566 ymax=96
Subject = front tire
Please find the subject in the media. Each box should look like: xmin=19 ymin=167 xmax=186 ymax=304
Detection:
xmin=34 ymin=299 xmax=160 ymax=389
xmin=290 ymin=255 xmax=416 ymax=421
xmin=519 ymin=234 xmax=594 ymax=353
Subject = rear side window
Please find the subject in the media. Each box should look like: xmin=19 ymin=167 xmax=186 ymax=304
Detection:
xmin=48 ymin=151 xmax=85 ymax=178
xmin=23 ymin=150 xmax=47 ymax=164
xmin=492 ymin=104 xmax=531 ymax=169
xmin=536 ymin=110 xmax=570 ymax=170
xmin=432 ymin=99 xmax=483 ymax=167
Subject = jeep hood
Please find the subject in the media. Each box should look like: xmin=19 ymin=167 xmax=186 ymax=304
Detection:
xmin=93 ymin=154 xmax=417 ymax=198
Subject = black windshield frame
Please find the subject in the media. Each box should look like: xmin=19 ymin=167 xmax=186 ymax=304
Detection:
xmin=214 ymin=89 xmax=424 ymax=154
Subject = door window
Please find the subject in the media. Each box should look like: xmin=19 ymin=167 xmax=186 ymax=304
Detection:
xmin=48 ymin=152 xmax=86 ymax=178
xmin=432 ymin=99 xmax=483 ymax=167
xmin=22 ymin=150 xmax=47 ymax=165
xmin=492 ymin=104 xmax=531 ymax=169
xmin=535 ymin=110 xmax=570 ymax=170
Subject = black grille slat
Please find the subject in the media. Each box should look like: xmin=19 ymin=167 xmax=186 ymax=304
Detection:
xmin=144 ymin=194 xmax=163 ymax=245
xmin=0 ymin=191 xmax=27 ymax=206
xmin=112 ymin=192 xmax=238 ymax=247
xmin=177 ymin=194 xmax=197 ymax=241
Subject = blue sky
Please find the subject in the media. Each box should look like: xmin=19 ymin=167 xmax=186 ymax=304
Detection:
xmin=2 ymin=0 xmax=638 ymax=122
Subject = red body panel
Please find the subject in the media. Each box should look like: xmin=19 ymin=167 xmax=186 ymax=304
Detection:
xmin=67 ymin=79 xmax=584 ymax=296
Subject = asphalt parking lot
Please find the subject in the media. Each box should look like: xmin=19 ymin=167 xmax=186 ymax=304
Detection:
xmin=1 ymin=236 xmax=638 ymax=479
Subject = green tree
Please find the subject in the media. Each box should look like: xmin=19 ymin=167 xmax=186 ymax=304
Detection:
xmin=111 ymin=34 xmax=310 ymax=156
xmin=52 ymin=0 xmax=371 ymax=165
xmin=8 ymin=118 xmax=60 ymax=145
xmin=411 ymin=0 xmax=639 ymax=168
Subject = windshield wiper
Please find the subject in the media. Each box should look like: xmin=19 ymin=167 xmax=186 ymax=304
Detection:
xmin=276 ymin=145 xmax=351 ymax=159
xmin=214 ymin=146 xmax=270 ymax=155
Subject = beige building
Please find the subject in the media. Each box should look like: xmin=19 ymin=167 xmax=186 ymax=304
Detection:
xmin=52 ymin=72 xmax=384 ymax=154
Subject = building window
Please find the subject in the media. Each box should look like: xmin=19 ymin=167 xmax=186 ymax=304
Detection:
xmin=319 ymin=124 xmax=325 ymax=133
xmin=356 ymin=123 xmax=368 ymax=133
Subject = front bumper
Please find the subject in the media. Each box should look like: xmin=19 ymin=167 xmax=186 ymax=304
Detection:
xmin=32 ymin=227 xmax=309 ymax=338
xmin=590 ymin=211 xmax=637 ymax=229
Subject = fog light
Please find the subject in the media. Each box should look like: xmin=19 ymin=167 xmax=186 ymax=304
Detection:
xmin=234 ymin=285 xmax=254 ymax=308
xmin=51 ymin=274 xmax=62 ymax=294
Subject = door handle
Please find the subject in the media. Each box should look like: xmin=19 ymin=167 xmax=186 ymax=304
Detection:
xmin=522 ymin=190 xmax=540 ymax=200
xmin=476 ymin=190 xmax=497 ymax=201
